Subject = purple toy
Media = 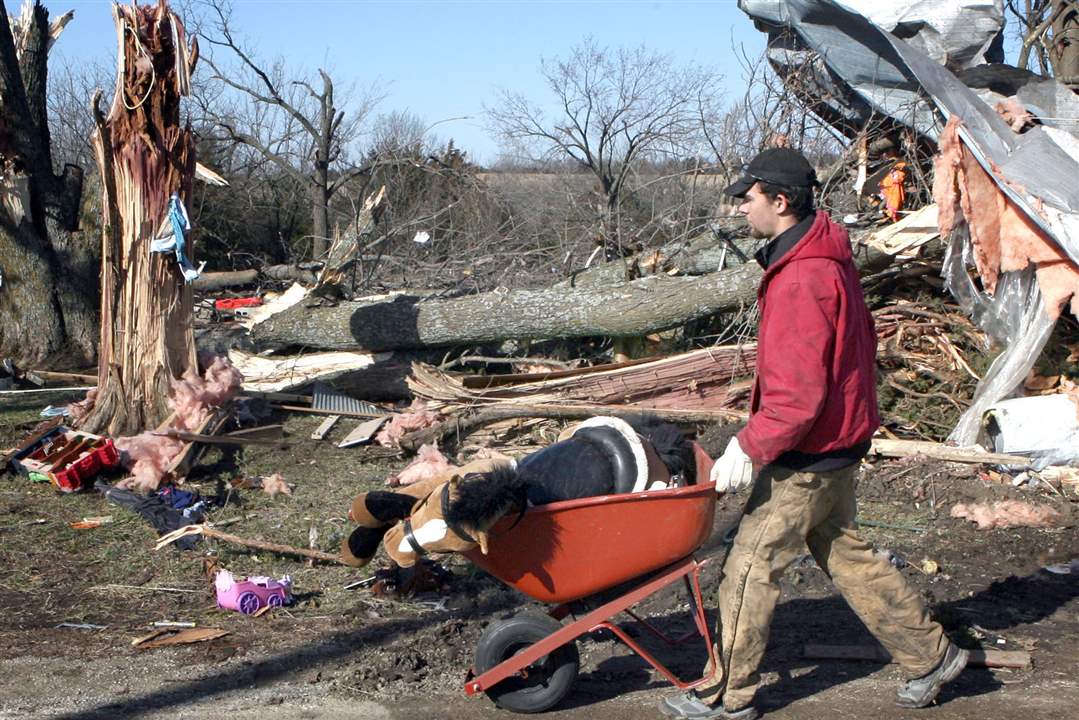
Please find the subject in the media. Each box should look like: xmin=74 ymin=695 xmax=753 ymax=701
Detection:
xmin=215 ymin=570 xmax=292 ymax=615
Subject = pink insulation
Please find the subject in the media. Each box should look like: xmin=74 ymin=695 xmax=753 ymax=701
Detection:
xmin=114 ymin=355 xmax=244 ymax=492
xmin=260 ymin=473 xmax=292 ymax=497
xmin=950 ymin=500 xmax=1062 ymax=530
xmin=389 ymin=443 xmax=454 ymax=487
xmin=934 ymin=116 xmax=1079 ymax=320
xmin=115 ymin=433 xmax=185 ymax=492
xmin=375 ymin=398 xmax=441 ymax=447
xmin=170 ymin=354 xmax=245 ymax=432
xmin=994 ymin=98 xmax=1035 ymax=133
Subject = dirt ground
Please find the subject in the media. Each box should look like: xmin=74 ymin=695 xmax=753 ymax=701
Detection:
xmin=1 ymin=393 xmax=1077 ymax=719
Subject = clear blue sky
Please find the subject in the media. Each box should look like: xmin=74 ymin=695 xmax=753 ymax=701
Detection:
xmin=46 ymin=1 xmax=763 ymax=163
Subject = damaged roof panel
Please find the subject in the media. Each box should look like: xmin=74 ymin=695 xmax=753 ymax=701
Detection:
xmin=740 ymin=0 xmax=1079 ymax=269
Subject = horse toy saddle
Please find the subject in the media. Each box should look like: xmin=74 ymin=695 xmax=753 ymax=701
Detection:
xmin=340 ymin=416 xmax=695 ymax=570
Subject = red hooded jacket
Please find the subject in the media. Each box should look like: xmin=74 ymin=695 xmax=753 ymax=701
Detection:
xmin=737 ymin=211 xmax=881 ymax=466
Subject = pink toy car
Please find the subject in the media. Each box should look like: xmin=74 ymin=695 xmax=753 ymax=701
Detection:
xmin=215 ymin=570 xmax=292 ymax=615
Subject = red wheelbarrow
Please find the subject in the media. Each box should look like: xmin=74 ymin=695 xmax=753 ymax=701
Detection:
xmin=462 ymin=444 xmax=719 ymax=713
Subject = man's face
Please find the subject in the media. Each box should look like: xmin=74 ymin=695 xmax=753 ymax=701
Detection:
xmin=738 ymin=182 xmax=784 ymax=240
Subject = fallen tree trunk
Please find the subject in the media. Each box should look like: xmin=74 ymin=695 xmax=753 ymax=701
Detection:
xmin=192 ymin=264 xmax=320 ymax=291
xmin=192 ymin=269 xmax=257 ymax=290
xmin=254 ymin=242 xmax=896 ymax=352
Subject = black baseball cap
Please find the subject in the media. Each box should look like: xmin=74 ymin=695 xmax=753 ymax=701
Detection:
xmin=724 ymin=148 xmax=819 ymax=198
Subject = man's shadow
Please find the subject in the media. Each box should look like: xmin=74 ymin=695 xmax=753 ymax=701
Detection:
xmin=558 ymin=564 xmax=1078 ymax=712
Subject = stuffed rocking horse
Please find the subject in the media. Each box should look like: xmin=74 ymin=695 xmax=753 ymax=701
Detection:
xmin=340 ymin=416 xmax=695 ymax=570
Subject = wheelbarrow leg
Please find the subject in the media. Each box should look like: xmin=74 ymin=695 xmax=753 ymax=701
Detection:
xmin=466 ymin=556 xmax=716 ymax=699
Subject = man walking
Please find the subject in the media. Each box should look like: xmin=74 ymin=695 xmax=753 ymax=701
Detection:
xmin=660 ymin=148 xmax=968 ymax=719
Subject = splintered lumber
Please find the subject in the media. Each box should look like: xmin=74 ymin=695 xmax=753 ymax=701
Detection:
xmin=400 ymin=402 xmax=746 ymax=451
xmin=133 ymin=627 xmax=229 ymax=649
xmin=251 ymin=241 xmax=896 ymax=352
xmin=409 ymin=345 xmax=756 ymax=413
xmin=156 ymin=430 xmax=286 ymax=447
xmin=870 ymin=439 xmax=1077 ymax=485
xmin=871 ymin=439 xmax=1036 ymax=466
xmin=803 ymin=644 xmax=1030 ymax=669
xmin=228 ymin=348 xmax=393 ymax=393
xmin=155 ymin=525 xmax=343 ymax=564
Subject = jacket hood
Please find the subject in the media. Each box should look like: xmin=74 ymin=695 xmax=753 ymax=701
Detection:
xmin=763 ymin=211 xmax=852 ymax=280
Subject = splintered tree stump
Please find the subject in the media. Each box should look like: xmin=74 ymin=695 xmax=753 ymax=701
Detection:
xmin=80 ymin=1 xmax=200 ymax=435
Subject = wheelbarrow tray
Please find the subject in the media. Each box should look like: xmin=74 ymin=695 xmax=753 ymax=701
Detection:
xmin=465 ymin=479 xmax=716 ymax=604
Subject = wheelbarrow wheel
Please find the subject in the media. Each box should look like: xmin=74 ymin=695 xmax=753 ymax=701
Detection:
xmin=474 ymin=612 xmax=579 ymax=713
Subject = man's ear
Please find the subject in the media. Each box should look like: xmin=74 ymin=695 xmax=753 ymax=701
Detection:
xmin=773 ymin=192 xmax=791 ymax=214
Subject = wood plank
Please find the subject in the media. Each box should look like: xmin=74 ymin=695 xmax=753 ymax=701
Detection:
xmin=271 ymin=404 xmax=386 ymax=419
xmin=311 ymin=415 xmax=340 ymax=440
xmin=154 ymin=430 xmax=286 ymax=447
xmin=337 ymin=416 xmax=389 ymax=448
xmin=803 ymin=644 xmax=1030 ymax=669
xmin=870 ymin=438 xmax=1032 ymax=465
xmin=225 ymin=425 xmax=284 ymax=441
xmin=26 ymin=370 xmax=99 ymax=385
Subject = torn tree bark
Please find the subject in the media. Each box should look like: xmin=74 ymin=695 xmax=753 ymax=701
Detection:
xmin=253 ymin=241 xmax=896 ymax=352
xmin=79 ymin=1 xmax=199 ymax=435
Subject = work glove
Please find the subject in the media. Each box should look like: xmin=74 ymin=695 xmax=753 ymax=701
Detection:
xmin=710 ymin=436 xmax=754 ymax=493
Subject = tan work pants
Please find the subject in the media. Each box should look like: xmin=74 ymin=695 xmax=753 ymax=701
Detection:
xmin=697 ymin=464 xmax=948 ymax=710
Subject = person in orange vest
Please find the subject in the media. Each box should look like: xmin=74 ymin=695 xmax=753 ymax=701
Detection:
xmin=878 ymin=150 xmax=908 ymax=222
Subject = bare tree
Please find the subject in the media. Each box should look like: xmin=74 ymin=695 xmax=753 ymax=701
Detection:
xmin=46 ymin=57 xmax=111 ymax=171
xmin=488 ymin=38 xmax=721 ymax=252
xmin=195 ymin=0 xmax=380 ymax=258
xmin=0 ymin=0 xmax=95 ymax=365
xmin=1006 ymin=0 xmax=1079 ymax=88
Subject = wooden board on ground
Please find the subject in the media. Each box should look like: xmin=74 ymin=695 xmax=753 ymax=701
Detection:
xmin=337 ymin=416 xmax=390 ymax=448
xmin=311 ymin=415 xmax=340 ymax=440
xmin=803 ymin=644 xmax=1030 ymax=669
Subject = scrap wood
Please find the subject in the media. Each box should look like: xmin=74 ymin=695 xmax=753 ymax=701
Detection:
xmin=165 ymin=406 xmax=231 ymax=478
xmin=240 ymin=391 xmax=311 ymax=404
xmin=458 ymin=354 xmax=664 ymax=389
xmin=311 ymin=415 xmax=341 ymax=440
xmin=133 ymin=627 xmax=229 ymax=650
xmin=803 ymin=644 xmax=1030 ymax=669
xmin=337 ymin=416 xmax=389 ymax=448
xmin=871 ymin=439 xmax=1035 ymax=466
xmin=91 ymin=584 xmax=202 ymax=594
xmin=154 ymin=429 xmax=287 ymax=447
xmin=155 ymin=524 xmax=344 ymax=564
xmin=228 ymin=347 xmax=390 ymax=392
xmin=860 ymin=203 xmax=940 ymax=258
xmin=0 ymin=386 xmax=94 ymax=395
xmin=408 ymin=345 xmax=757 ymax=413
xmin=24 ymin=370 xmax=98 ymax=386
xmin=271 ymin=404 xmax=386 ymax=419
xmin=225 ymin=424 xmax=284 ymax=441
xmin=400 ymin=402 xmax=747 ymax=452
